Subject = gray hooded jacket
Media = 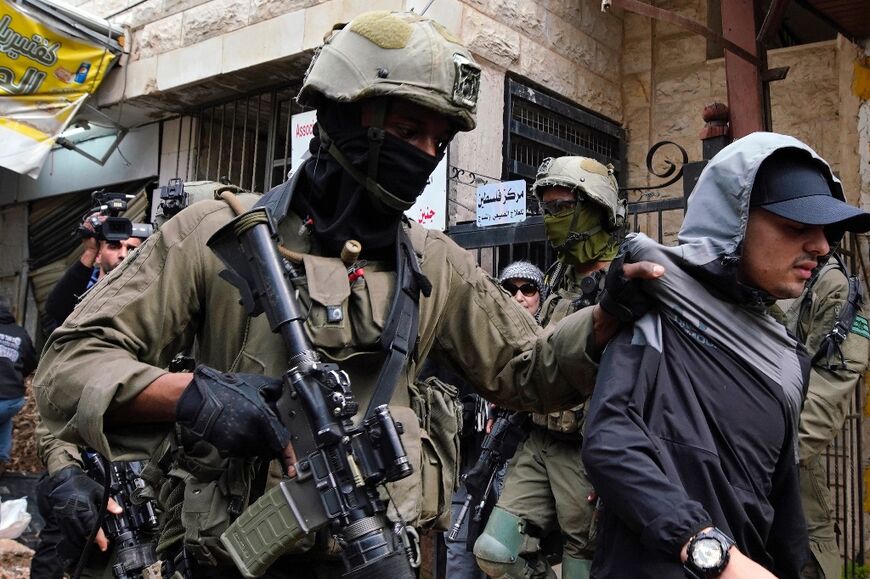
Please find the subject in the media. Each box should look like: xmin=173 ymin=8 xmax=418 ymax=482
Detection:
xmin=583 ymin=133 xmax=816 ymax=578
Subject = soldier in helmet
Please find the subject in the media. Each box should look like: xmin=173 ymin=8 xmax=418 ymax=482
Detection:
xmin=474 ymin=156 xmax=624 ymax=579
xmin=33 ymin=11 xmax=658 ymax=579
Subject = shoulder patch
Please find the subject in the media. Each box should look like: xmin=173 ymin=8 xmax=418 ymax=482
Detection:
xmin=850 ymin=314 xmax=870 ymax=340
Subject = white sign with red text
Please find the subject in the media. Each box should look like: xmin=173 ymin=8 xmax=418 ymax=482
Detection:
xmin=406 ymin=155 xmax=447 ymax=231
xmin=289 ymin=110 xmax=317 ymax=176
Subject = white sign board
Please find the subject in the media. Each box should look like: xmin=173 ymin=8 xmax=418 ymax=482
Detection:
xmin=289 ymin=110 xmax=317 ymax=176
xmin=405 ymin=155 xmax=447 ymax=231
xmin=476 ymin=180 xmax=527 ymax=227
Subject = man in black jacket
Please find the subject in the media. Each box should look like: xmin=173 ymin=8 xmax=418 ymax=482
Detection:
xmin=582 ymin=133 xmax=870 ymax=579
xmin=43 ymin=213 xmax=150 ymax=332
xmin=0 ymin=295 xmax=37 ymax=474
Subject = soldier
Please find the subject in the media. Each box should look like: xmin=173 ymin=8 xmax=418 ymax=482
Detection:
xmin=31 ymin=182 xmax=232 ymax=579
xmin=33 ymin=12 xmax=658 ymax=579
xmin=474 ymin=156 xmax=624 ymax=579
xmin=776 ymin=254 xmax=869 ymax=579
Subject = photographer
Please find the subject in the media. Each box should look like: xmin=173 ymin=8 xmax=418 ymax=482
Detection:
xmin=33 ymin=196 xmax=154 ymax=578
xmin=44 ymin=203 xmax=151 ymax=333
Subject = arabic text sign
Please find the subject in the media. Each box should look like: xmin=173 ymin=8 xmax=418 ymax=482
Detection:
xmin=476 ymin=180 xmax=527 ymax=227
xmin=0 ymin=0 xmax=116 ymax=178
xmin=406 ymin=155 xmax=447 ymax=231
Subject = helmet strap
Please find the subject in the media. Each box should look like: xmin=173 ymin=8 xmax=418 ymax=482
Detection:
xmin=317 ymin=123 xmax=414 ymax=213
xmin=366 ymin=100 xmax=387 ymax=185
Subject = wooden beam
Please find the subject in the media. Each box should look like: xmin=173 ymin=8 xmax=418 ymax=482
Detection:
xmin=721 ymin=0 xmax=764 ymax=137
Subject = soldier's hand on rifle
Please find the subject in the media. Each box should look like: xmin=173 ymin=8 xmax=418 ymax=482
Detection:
xmin=176 ymin=365 xmax=292 ymax=461
xmin=95 ymin=498 xmax=123 ymax=551
xmin=42 ymin=466 xmax=121 ymax=567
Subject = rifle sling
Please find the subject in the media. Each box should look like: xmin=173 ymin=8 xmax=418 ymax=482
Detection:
xmin=365 ymin=224 xmax=431 ymax=420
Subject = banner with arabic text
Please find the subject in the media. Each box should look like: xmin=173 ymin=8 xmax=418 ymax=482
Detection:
xmin=476 ymin=180 xmax=527 ymax=227
xmin=0 ymin=0 xmax=116 ymax=178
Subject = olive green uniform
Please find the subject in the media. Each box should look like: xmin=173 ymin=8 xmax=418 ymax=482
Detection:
xmin=778 ymin=262 xmax=869 ymax=579
xmin=33 ymin=192 xmax=599 ymax=574
xmin=492 ymin=268 xmax=599 ymax=577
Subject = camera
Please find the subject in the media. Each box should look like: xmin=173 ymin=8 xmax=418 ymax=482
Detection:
xmin=78 ymin=191 xmax=152 ymax=242
xmin=158 ymin=178 xmax=187 ymax=218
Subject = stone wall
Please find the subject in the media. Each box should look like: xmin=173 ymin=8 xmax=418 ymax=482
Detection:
xmin=621 ymin=0 xmax=860 ymax=244
xmin=73 ymin=0 xmax=623 ymax=226
xmin=433 ymin=0 xmax=624 ymax=224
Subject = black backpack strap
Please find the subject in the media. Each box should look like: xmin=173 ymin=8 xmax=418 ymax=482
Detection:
xmin=809 ymin=253 xmax=864 ymax=370
xmin=365 ymin=224 xmax=431 ymax=420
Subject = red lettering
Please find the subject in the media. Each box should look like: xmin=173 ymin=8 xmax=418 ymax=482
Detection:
xmin=295 ymin=123 xmax=314 ymax=138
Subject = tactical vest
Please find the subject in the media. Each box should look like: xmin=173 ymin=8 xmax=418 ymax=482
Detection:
xmin=531 ymin=268 xmax=606 ymax=435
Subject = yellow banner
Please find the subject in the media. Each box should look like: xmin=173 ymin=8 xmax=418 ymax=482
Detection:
xmin=0 ymin=0 xmax=116 ymax=178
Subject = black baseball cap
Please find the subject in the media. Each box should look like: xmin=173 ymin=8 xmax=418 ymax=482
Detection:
xmin=750 ymin=151 xmax=870 ymax=233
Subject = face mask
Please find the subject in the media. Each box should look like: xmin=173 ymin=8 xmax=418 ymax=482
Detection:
xmin=544 ymin=200 xmax=619 ymax=266
xmin=296 ymin=104 xmax=444 ymax=257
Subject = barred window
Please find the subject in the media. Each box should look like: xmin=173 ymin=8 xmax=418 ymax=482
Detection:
xmin=504 ymin=77 xmax=624 ymax=215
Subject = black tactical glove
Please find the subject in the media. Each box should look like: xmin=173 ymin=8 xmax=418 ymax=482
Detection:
xmin=42 ymin=465 xmax=105 ymax=568
xmin=176 ymin=365 xmax=291 ymax=458
xmin=598 ymin=250 xmax=655 ymax=323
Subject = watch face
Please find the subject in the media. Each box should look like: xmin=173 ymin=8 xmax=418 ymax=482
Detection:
xmin=691 ymin=537 xmax=725 ymax=569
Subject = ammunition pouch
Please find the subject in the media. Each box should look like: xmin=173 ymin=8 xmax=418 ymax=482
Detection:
xmin=158 ymin=436 xmax=259 ymax=567
xmin=407 ymin=376 xmax=462 ymax=530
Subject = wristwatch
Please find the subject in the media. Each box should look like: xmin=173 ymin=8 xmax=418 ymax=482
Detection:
xmin=683 ymin=527 xmax=736 ymax=578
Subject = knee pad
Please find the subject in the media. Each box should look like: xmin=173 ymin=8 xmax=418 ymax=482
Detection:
xmin=473 ymin=507 xmax=542 ymax=579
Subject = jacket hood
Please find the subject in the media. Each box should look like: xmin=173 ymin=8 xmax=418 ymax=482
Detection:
xmin=0 ymin=308 xmax=13 ymax=324
xmin=677 ymin=131 xmax=843 ymax=268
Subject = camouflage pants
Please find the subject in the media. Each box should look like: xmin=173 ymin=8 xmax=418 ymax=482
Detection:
xmin=496 ymin=426 xmax=596 ymax=575
xmin=800 ymin=458 xmax=840 ymax=579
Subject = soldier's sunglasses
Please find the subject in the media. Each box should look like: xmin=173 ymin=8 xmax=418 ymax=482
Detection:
xmin=539 ymin=199 xmax=577 ymax=216
xmin=501 ymin=281 xmax=539 ymax=297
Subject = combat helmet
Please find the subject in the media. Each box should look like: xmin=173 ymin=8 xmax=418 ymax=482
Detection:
xmin=532 ymin=156 xmax=625 ymax=231
xmin=298 ymin=10 xmax=481 ymax=132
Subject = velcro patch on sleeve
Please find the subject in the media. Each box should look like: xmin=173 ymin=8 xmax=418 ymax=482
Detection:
xmin=850 ymin=314 xmax=870 ymax=340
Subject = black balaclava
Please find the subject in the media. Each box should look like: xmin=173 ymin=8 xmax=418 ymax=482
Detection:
xmin=294 ymin=100 xmax=444 ymax=258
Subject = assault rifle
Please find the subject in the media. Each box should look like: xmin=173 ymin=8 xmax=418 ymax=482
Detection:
xmin=81 ymin=451 xmax=161 ymax=579
xmin=449 ymin=409 xmax=529 ymax=550
xmin=209 ymin=201 xmax=416 ymax=578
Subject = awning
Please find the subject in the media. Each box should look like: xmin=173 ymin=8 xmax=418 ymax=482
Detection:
xmin=0 ymin=0 xmax=123 ymax=178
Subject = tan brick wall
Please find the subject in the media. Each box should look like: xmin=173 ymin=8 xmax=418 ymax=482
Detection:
xmin=621 ymin=0 xmax=858 ymax=205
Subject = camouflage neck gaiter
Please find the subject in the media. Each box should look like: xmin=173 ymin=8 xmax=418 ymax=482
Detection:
xmin=544 ymin=200 xmax=619 ymax=266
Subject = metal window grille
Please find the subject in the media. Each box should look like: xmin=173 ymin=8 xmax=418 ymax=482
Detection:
xmin=450 ymin=77 xmax=625 ymax=277
xmin=504 ymin=77 xmax=624 ymax=198
xmin=185 ymin=84 xmax=305 ymax=193
xmin=825 ymin=381 xmax=866 ymax=571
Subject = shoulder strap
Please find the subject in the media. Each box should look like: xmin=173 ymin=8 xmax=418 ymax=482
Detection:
xmin=365 ymin=224 xmax=431 ymax=419
xmin=248 ymin=173 xmax=430 ymax=418
xmin=809 ymin=253 xmax=863 ymax=369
